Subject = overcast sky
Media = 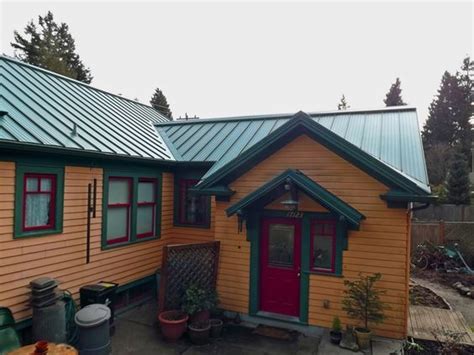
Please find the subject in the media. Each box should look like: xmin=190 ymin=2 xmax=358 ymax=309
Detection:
xmin=1 ymin=1 xmax=472 ymax=123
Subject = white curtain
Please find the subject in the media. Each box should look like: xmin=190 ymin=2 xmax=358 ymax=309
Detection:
xmin=25 ymin=194 xmax=51 ymax=227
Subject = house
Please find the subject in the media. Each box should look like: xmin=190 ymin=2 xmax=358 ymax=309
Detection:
xmin=0 ymin=55 xmax=432 ymax=339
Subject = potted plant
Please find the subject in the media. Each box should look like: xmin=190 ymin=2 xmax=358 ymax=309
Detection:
xmin=158 ymin=310 xmax=189 ymax=342
xmin=209 ymin=318 xmax=224 ymax=338
xmin=188 ymin=321 xmax=211 ymax=345
xmin=342 ymin=273 xmax=387 ymax=350
xmin=181 ymin=285 xmax=218 ymax=323
xmin=329 ymin=316 xmax=342 ymax=345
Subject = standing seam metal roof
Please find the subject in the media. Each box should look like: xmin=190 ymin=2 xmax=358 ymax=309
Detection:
xmin=0 ymin=55 xmax=174 ymax=160
xmin=156 ymin=108 xmax=429 ymax=190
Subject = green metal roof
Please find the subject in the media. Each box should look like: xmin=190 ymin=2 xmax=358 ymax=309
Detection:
xmin=0 ymin=55 xmax=174 ymax=160
xmin=156 ymin=107 xmax=429 ymax=191
xmin=226 ymin=169 xmax=365 ymax=229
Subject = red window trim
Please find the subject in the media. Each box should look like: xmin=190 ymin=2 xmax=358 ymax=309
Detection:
xmin=178 ymin=178 xmax=208 ymax=226
xmin=310 ymin=220 xmax=337 ymax=274
xmin=107 ymin=177 xmax=132 ymax=245
xmin=22 ymin=173 xmax=57 ymax=232
xmin=136 ymin=178 xmax=157 ymax=239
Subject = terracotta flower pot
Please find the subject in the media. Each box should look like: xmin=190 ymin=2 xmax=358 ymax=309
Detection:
xmin=355 ymin=327 xmax=372 ymax=350
xmin=158 ymin=310 xmax=189 ymax=342
xmin=190 ymin=309 xmax=210 ymax=323
xmin=188 ymin=321 xmax=211 ymax=345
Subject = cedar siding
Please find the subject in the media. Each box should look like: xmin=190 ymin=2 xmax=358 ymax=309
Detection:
xmin=214 ymin=134 xmax=409 ymax=339
xmin=0 ymin=163 xmax=206 ymax=322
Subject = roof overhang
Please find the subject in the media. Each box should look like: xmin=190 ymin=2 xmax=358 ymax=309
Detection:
xmin=226 ymin=169 xmax=365 ymax=230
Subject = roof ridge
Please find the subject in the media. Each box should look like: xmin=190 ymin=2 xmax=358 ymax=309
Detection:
xmin=155 ymin=106 xmax=417 ymax=126
xmin=0 ymin=54 xmax=169 ymax=117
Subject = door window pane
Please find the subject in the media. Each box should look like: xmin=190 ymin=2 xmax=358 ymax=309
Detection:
xmin=106 ymin=207 xmax=128 ymax=241
xmin=268 ymin=224 xmax=294 ymax=267
xmin=25 ymin=194 xmax=51 ymax=227
xmin=108 ymin=179 xmax=130 ymax=204
xmin=137 ymin=205 xmax=154 ymax=236
xmin=138 ymin=181 xmax=155 ymax=203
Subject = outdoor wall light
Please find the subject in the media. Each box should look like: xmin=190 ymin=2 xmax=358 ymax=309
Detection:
xmin=281 ymin=178 xmax=299 ymax=211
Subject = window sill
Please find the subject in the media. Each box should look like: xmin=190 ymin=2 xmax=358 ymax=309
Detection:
xmin=173 ymin=222 xmax=210 ymax=229
xmin=102 ymin=235 xmax=160 ymax=250
xmin=304 ymin=270 xmax=343 ymax=278
xmin=14 ymin=228 xmax=63 ymax=239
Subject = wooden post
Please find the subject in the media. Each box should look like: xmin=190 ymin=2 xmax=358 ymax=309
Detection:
xmin=439 ymin=220 xmax=445 ymax=244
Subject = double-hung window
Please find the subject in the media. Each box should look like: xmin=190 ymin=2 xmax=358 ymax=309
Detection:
xmin=106 ymin=177 xmax=132 ymax=245
xmin=103 ymin=173 xmax=160 ymax=248
xmin=136 ymin=179 xmax=157 ymax=238
xmin=311 ymin=220 xmax=336 ymax=273
xmin=15 ymin=165 xmax=64 ymax=238
xmin=176 ymin=178 xmax=210 ymax=227
xmin=23 ymin=174 xmax=56 ymax=231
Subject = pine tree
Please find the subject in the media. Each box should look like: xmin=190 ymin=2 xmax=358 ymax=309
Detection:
xmin=337 ymin=95 xmax=350 ymax=110
xmin=384 ymin=78 xmax=406 ymax=106
xmin=150 ymin=88 xmax=172 ymax=119
xmin=456 ymin=57 xmax=473 ymax=159
xmin=11 ymin=11 xmax=92 ymax=83
xmin=446 ymin=151 xmax=471 ymax=205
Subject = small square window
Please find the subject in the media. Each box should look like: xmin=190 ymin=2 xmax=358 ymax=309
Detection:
xmin=176 ymin=179 xmax=210 ymax=227
xmin=23 ymin=174 xmax=57 ymax=232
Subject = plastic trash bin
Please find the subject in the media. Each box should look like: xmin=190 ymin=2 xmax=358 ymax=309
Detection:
xmin=75 ymin=304 xmax=111 ymax=355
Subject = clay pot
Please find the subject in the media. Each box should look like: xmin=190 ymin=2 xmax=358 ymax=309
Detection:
xmin=209 ymin=319 xmax=223 ymax=338
xmin=158 ymin=310 xmax=189 ymax=342
xmin=188 ymin=321 xmax=211 ymax=345
xmin=355 ymin=327 xmax=372 ymax=350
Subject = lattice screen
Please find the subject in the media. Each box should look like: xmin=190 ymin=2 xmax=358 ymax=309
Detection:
xmin=158 ymin=241 xmax=220 ymax=312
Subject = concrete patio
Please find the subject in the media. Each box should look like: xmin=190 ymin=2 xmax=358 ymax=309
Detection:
xmin=110 ymin=301 xmax=403 ymax=355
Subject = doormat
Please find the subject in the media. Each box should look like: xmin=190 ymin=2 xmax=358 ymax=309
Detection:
xmin=252 ymin=325 xmax=299 ymax=341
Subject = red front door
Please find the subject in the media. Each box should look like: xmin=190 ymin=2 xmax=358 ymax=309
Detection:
xmin=260 ymin=218 xmax=301 ymax=317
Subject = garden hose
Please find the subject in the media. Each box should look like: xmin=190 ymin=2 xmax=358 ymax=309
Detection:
xmin=63 ymin=290 xmax=79 ymax=346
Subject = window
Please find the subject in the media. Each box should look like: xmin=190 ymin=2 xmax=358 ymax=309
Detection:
xmin=106 ymin=177 xmax=132 ymax=245
xmin=103 ymin=172 xmax=161 ymax=248
xmin=23 ymin=174 xmax=56 ymax=231
xmin=136 ymin=179 xmax=156 ymax=238
xmin=15 ymin=165 xmax=64 ymax=238
xmin=311 ymin=220 xmax=336 ymax=273
xmin=176 ymin=179 xmax=210 ymax=227
xmin=268 ymin=224 xmax=295 ymax=268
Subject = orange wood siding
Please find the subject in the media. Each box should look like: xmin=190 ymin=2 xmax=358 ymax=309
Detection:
xmin=214 ymin=134 xmax=409 ymax=339
xmin=0 ymin=164 xmax=175 ymax=321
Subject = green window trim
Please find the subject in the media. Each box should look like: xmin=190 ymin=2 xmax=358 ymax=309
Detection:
xmin=102 ymin=169 xmax=162 ymax=250
xmin=173 ymin=172 xmax=211 ymax=229
xmin=14 ymin=164 xmax=64 ymax=239
xmin=248 ymin=210 xmax=348 ymax=324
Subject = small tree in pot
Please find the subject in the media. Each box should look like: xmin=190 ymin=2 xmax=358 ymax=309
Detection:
xmin=330 ymin=316 xmax=342 ymax=344
xmin=342 ymin=273 xmax=387 ymax=350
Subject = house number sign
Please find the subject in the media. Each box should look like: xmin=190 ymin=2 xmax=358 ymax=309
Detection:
xmin=286 ymin=211 xmax=304 ymax=218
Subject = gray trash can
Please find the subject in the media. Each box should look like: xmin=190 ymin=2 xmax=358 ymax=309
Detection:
xmin=75 ymin=304 xmax=111 ymax=355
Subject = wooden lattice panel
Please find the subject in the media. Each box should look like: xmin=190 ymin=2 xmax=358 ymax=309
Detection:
xmin=159 ymin=241 xmax=220 ymax=312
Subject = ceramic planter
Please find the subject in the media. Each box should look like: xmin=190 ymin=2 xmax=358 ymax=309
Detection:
xmin=329 ymin=330 xmax=342 ymax=345
xmin=355 ymin=327 xmax=372 ymax=350
xmin=209 ymin=319 xmax=223 ymax=338
xmin=188 ymin=321 xmax=211 ymax=345
xmin=158 ymin=310 xmax=189 ymax=342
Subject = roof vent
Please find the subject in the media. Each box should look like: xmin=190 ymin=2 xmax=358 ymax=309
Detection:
xmin=71 ymin=123 xmax=78 ymax=136
xmin=0 ymin=110 xmax=7 ymax=117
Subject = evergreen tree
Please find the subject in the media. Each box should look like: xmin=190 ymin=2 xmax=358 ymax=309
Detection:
xmin=456 ymin=56 xmax=473 ymax=159
xmin=150 ymin=88 xmax=172 ymax=119
xmin=337 ymin=95 xmax=350 ymax=110
xmin=11 ymin=11 xmax=92 ymax=83
xmin=446 ymin=151 xmax=471 ymax=205
xmin=384 ymin=78 xmax=406 ymax=106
